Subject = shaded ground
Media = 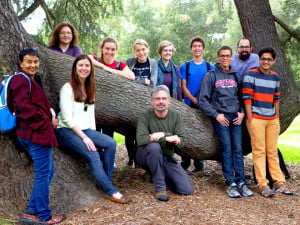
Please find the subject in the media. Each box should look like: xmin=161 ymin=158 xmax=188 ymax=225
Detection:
xmin=7 ymin=144 xmax=300 ymax=225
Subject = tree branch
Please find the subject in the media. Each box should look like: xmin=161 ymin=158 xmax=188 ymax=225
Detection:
xmin=40 ymin=0 xmax=56 ymax=29
xmin=18 ymin=0 xmax=43 ymax=21
xmin=273 ymin=15 xmax=300 ymax=42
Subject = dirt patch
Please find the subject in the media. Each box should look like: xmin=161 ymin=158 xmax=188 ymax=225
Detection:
xmin=14 ymin=144 xmax=300 ymax=225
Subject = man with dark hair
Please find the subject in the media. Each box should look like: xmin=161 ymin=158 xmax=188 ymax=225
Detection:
xmin=199 ymin=45 xmax=253 ymax=198
xmin=179 ymin=36 xmax=214 ymax=172
xmin=243 ymin=47 xmax=293 ymax=197
xmin=136 ymin=85 xmax=193 ymax=201
xmin=231 ymin=38 xmax=259 ymax=80
xmin=8 ymin=48 xmax=66 ymax=224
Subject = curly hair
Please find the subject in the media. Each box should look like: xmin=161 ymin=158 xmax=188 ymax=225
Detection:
xmin=48 ymin=22 xmax=80 ymax=47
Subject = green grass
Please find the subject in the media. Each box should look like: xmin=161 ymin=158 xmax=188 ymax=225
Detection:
xmin=114 ymin=133 xmax=125 ymax=144
xmin=278 ymin=114 xmax=300 ymax=164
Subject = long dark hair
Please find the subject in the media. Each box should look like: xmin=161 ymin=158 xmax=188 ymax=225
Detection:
xmin=48 ymin=22 xmax=80 ymax=47
xmin=70 ymin=54 xmax=95 ymax=104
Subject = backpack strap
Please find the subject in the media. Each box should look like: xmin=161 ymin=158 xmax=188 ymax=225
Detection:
xmin=205 ymin=61 xmax=211 ymax=72
xmin=15 ymin=72 xmax=32 ymax=92
xmin=116 ymin=61 xmax=121 ymax=70
xmin=185 ymin=61 xmax=190 ymax=84
xmin=210 ymin=70 xmax=216 ymax=88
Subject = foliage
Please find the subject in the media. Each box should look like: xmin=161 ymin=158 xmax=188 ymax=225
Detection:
xmin=13 ymin=0 xmax=123 ymax=54
xmin=13 ymin=0 xmax=300 ymax=86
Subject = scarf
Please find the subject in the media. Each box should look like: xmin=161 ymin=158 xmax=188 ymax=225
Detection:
xmin=157 ymin=59 xmax=178 ymax=99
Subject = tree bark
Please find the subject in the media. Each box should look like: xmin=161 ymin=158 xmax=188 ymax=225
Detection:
xmin=0 ymin=0 xmax=299 ymax=217
xmin=234 ymin=0 xmax=300 ymax=131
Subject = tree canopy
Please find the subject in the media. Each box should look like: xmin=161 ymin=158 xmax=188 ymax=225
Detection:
xmin=15 ymin=0 xmax=300 ymax=87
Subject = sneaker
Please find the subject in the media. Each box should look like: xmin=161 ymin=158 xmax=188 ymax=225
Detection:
xmin=274 ymin=183 xmax=293 ymax=195
xmin=19 ymin=214 xmax=66 ymax=225
xmin=238 ymin=182 xmax=253 ymax=197
xmin=226 ymin=183 xmax=241 ymax=198
xmin=259 ymin=185 xmax=274 ymax=197
xmin=155 ymin=190 xmax=169 ymax=201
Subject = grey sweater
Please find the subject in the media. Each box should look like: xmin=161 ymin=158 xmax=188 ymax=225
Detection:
xmin=199 ymin=63 xmax=244 ymax=119
xmin=126 ymin=57 xmax=158 ymax=87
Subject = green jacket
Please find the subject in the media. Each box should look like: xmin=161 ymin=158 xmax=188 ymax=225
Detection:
xmin=136 ymin=108 xmax=186 ymax=156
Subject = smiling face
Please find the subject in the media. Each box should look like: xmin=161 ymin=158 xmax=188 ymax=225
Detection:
xmin=191 ymin=41 xmax=204 ymax=58
xmin=76 ymin=58 xmax=91 ymax=82
xmin=101 ymin=42 xmax=117 ymax=64
xmin=259 ymin=52 xmax=275 ymax=74
xmin=20 ymin=55 xmax=39 ymax=77
xmin=217 ymin=49 xmax=233 ymax=70
xmin=134 ymin=44 xmax=149 ymax=63
xmin=59 ymin=26 xmax=73 ymax=45
xmin=161 ymin=46 xmax=173 ymax=62
xmin=151 ymin=90 xmax=170 ymax=113
xmin=237 ymin=39 xmax=252 ymax=61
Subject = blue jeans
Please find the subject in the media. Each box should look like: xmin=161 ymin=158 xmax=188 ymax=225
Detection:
xmin=56 ymin=128 xmax=118 ymax=195
xmin=18 ymin=138 xmax=54 ymax=221
xmin=212 ymin=113 xmax=245 ymax=185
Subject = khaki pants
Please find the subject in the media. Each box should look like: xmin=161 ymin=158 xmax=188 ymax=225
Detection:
xmin=246 ymin=118 xmax=285 ymax=188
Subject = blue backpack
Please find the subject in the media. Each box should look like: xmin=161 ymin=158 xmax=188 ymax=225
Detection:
xmin=0 ymin=72 xmax=31 ymax=134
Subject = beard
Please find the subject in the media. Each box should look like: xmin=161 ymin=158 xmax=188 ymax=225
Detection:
xmin=239 ymin=51 xmax=250 ymax=61
xmin=156 ymin=104 xmax=167 ymax=112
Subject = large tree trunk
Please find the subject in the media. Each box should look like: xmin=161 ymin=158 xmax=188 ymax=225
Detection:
xmin=234 ymin=0 xmax=300 ymax=131
xmin=0 ymin=0 xmax=299 ymax=218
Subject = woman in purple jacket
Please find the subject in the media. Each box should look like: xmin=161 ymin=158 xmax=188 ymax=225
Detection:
xmin=47 ymin=22 xmax=82 ymax=57
xmin=157 ymin=41 xmax=182 ymax=101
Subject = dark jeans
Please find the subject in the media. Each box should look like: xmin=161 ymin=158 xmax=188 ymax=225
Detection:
xmin=136 ymin=142 xmax=193 ymax=195
xmin=18 ymin=138 xmax=54 ymax=221
xmin=212 ymin=113 xmax=245 ymax=185
xmin=125 ymin=130 xmax=137 ymax=162
xmin=56 ymin=128 xmax=118 ymax=195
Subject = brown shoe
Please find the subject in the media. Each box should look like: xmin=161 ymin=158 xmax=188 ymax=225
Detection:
xmin=106 ymin=194 xmax=130 ymax=204
xmin=19 ymin=214 xmax=46 ymax=225
xmin=46 ymin=215 xmax=67 ymax=225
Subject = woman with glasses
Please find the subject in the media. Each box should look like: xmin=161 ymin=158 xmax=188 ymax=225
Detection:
xmin=157 ymin=41 xmax=182 ymax=101
xmin=47 ymin=22 xmax=82 ymax=57
xmin=56 ymin=54 xmax=130 ymax=204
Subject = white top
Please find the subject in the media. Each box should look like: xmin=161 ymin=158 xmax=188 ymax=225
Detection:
xmin=57 ymin=82 xmax=96 ymax=130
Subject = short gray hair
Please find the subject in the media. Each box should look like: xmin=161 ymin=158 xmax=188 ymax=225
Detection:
xmin=151 ymin=85 xmax=171 ymax=98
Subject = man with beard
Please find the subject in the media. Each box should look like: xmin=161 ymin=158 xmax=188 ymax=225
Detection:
xmin=135 ymin=85 xmax=193 ymax=201
xmin=231 ymin=38 xmax=259 ymax=80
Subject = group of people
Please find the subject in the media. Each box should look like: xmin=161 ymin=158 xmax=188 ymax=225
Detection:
xmin=6 ymin=22 xmax=293 ymax=224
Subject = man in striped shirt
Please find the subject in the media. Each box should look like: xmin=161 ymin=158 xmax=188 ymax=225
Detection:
xmin=243 ymin=47 xmax=293 ymax=197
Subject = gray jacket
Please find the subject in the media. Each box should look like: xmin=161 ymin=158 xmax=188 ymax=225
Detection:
xmin=126 ymin=57 xmax=158 ymax=87
xmin=199 ymin=63 xmax=243 ymax=119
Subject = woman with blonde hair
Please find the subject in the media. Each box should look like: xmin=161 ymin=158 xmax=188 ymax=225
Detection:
xmin=157 ymin=40 xmax=182 ymax=100
xmin=48 ymin=22 xmax=82 ymax=57
xmin=89 ymin=37 xmax=134 ymax=80
xmin=56 ymin=54 xmax=129 ymax=204
xmin=126 ymin=39 xmax=157 ymax=87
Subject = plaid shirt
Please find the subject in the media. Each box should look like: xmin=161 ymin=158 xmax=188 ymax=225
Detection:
xmin=7 ymin=70 xmax=58 ymax=147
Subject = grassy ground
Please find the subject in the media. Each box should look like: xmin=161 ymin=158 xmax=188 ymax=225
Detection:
xmin=278 ymin=114 xmax=300 ymax=164
xmin=114 ymin=114 xmax=300 ymax=164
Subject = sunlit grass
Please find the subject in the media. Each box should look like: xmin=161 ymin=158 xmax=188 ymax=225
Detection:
xmin=114 ymin=133 xmax=125 ymax=144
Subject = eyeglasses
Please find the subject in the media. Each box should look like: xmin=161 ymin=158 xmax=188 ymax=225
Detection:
xmin=238 ymin=46 xmax=250 ymax=49
xmin=60 ymin=31 xmax=72 ymax=35
xmin=153 ymin=97 xmax=169 ymax=101
xmin=218 ymin=54 xmax=231 ymax=58
xmin=260 ymin=57 xmax=273 ymax=62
